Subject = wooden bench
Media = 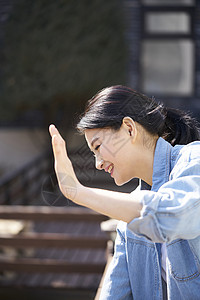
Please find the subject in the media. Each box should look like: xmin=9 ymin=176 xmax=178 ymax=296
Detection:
xmin=0 ymin=205 xmax=111 ymax=299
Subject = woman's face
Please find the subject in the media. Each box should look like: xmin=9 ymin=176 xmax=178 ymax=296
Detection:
xmin=84 ymin=125 xmax=138 ymax=186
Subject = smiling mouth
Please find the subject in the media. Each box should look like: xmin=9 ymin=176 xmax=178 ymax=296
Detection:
xmin=107 ymin=165 xmax=114 ymax=176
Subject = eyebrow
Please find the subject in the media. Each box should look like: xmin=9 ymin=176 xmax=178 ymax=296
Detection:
xmin=91 ymin=137 xmax=99 ymax=148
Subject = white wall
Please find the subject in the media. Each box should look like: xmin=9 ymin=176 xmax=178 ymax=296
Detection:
xmin=0 ymin=128 xmax=48 ymax=177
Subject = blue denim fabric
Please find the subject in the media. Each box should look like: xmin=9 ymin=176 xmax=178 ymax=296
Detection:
xmin=100 ymin=137 xmax=200 ymax=299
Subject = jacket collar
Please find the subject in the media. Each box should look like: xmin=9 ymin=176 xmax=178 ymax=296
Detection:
xmin=151 ymin=137 xmax=172 ymax=192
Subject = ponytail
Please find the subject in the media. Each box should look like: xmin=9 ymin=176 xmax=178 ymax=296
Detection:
xmin=160 ymin=108 xmax=200 ymax=146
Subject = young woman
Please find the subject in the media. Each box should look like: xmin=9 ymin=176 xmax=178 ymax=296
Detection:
xmin=49 ymin=85 xmax=200 ymax=299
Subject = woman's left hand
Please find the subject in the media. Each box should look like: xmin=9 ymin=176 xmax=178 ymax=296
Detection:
xmin=49 ymin=124 xmax=81 ymax=202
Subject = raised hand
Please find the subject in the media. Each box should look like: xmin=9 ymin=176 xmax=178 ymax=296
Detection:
xmin=49 ymin=124 xmax=81 ymax=202
xmin=49 ymin=125 xmax=141 ymax=222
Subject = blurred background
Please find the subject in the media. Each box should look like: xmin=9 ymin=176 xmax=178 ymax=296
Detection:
xmin=0 ymin=0 xmax=199 ymax=299
xmin=0 ymin=0 xmax=199 ymax=179
xmin=0 ymin=0 xmax=127 ymax=178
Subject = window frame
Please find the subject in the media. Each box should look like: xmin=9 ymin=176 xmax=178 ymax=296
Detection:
xmin=140 ymin=4 xmax=196 ymax=98
xmin=141 ymin=5 xmax=195 ymax=39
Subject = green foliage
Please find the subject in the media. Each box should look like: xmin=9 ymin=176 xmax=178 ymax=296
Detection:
xmin=1 ymin=0 xmax=127 ymax=125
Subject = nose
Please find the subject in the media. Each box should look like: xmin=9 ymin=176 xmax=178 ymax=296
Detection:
xmin=95 ymin=156 xmax=104 ymax=170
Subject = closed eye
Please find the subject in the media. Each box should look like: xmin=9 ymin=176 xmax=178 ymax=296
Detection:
xmin=95 ymin=145 xmax=100 ymax=151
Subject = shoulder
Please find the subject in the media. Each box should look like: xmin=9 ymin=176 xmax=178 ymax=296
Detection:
xmin=171 ymin=141 xmax=200 ymax=178
xmin=174 ymin=141 xmax=200 ymax=163
xmin=184 ymin=141 xmax=200 ymax=160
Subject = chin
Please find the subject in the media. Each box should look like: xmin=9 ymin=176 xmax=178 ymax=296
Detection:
xmin=114 ymin=176 xmax=132 ymax=186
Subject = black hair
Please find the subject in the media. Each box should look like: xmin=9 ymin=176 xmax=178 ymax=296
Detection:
xmin=76 ymin=85 xmax=200 ymax=146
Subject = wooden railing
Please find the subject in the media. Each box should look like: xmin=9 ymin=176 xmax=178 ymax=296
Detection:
xmin=0 ymin=150 xmax=52 ymax=206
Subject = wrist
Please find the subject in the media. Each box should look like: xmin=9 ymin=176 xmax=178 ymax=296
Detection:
xmin=58 ymin=174 xmax=82 ymax=204
xmin=70 ymin=181 xmax=84 ymax=204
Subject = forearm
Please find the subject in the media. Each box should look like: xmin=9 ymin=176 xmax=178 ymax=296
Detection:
xmin=74 ymin=185 xmax=142 ymax=223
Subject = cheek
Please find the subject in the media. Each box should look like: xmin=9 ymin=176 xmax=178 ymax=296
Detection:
xmin=100 ymin=145 xmax=112 ymax=160
xmin=104 ymin=140 xmax=121 ymax=159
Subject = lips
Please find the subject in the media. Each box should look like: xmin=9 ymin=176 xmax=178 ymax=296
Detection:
xmin=106 ymin=164 xmax=114 ymax=175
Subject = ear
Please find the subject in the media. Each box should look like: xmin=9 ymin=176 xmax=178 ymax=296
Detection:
xmin=122 ymin=117 xmax=137 ymax=142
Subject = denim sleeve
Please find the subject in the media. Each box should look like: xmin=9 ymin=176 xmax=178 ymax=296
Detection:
xmin=128 ymin=159 xmax=200 ymax=243
xmin=99 ymin=229 xmax=133 ymax=300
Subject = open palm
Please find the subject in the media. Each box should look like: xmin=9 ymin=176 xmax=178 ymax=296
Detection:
xmin=49 ymin=124 xmax=80 ymax=201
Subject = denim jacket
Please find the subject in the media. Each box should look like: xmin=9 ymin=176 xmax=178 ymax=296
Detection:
xmin=100 ymin=137 xmax=200 ymax=300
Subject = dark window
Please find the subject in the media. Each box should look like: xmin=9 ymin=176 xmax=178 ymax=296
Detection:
xmin=140 ymin=2 xmax=195 ymax=96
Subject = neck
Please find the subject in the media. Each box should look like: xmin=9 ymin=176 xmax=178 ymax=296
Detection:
xmin=136 ymin=136 xmax=158 ymax=186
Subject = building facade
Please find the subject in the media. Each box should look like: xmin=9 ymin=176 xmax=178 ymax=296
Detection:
xmin=124 ymin=0 xmax=200 ymax=120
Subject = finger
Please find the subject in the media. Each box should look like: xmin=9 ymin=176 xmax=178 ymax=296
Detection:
xmin=49 ymin=124 xmax=63 ymax=140
xmin=49 ymin=124 xmax=56 ymax=137
xmin=51 ymin=134 xmax=59 ymax=155
xmin=49 ymin=125 xmax=68 ymax=158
